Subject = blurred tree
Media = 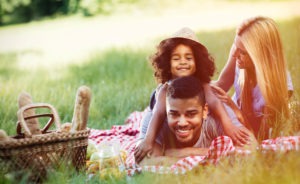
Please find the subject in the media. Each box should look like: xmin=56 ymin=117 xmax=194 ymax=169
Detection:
xmin=0 ymin=0 xmax=31 ymax=25
xmin=0 ymin=0 xmax=69 ymax=25
xmin=0 ymin=0 xmax=141 ymax=25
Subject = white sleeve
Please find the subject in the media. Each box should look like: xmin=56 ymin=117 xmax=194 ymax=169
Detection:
xmin=223 ymin=103 xmax=244 ymax=128
xmin=287 ymin=71 xmax=293 ymax=91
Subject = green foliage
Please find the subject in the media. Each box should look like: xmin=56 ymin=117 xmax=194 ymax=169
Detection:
xmin=0 ymin=0 xmax=141 ymax=25
xmin=0 ymin=0 xmax=72 ymax=25
xmin=78 ymin=0 xmax=140 ymax=16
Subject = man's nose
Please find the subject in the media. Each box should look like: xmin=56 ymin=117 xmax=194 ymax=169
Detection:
xmin=178 ymin=116 xmax=188 ymax=126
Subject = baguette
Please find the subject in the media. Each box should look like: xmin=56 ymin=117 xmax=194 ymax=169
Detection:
xmin=61 ymin=122 xmax=72 ymax=133
xmin=18 ymin=92 xmax=41 ymax=135
xmin=71 ymin=86 xmax=92 ymax=132
xmin=0 ymin=129 xmax=9 ymax=141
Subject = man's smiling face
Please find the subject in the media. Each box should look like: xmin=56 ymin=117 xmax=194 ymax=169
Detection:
xmin=166 ymin=95 xmax=207 ymax=147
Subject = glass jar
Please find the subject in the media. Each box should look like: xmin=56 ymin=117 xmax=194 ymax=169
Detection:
xmin=97 ymin=140 xmax=126 ymax=180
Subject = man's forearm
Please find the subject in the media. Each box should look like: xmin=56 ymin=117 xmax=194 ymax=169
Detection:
xmin=165 ymin=147 xmax=209 ymax=158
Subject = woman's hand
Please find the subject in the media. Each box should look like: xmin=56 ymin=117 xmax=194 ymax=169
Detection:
xmin=134 ymin=139 xmax=154 ymax=164
xmin=210 ymin=85 xmax=235 ymax=108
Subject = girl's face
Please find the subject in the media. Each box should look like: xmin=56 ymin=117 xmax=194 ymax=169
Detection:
xmin=233 ymin=36 xmax=252 ymax=69
xmin=170 ymin=44 xmax=196 ymax=79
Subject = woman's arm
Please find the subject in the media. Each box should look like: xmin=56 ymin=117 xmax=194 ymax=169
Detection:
xmin=210 ymin=85 xmax=251 ymax=130
xmin=214 ymin=44 xmax=237 ymax=92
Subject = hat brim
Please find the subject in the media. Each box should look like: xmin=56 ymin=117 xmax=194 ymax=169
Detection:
xmin=159 ymin=37 xmax=206 ymax=50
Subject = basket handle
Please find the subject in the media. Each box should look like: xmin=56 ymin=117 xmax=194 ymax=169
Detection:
xmin=17 ymin=103 xmax=61 ymax=138
xmin=16 ymin=113 xmax=55 ymax=135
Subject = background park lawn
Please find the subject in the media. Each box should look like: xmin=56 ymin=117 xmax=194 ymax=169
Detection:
xmin=0 ymin=0 xmax=299 ymax=183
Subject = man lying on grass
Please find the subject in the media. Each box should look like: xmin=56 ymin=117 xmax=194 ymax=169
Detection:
xmin=137 ymin=76 xmax=257 ymax=166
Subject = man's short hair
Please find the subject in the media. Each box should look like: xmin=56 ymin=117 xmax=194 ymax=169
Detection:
xmin=167 ymin=76 xmax=205 ymax=106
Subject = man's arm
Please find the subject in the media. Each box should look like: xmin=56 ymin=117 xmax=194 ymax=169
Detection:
xmin=165 ymin=147 xmax=209 ymax=158
xmin=139 ymin=142 xmax=209 ymax=166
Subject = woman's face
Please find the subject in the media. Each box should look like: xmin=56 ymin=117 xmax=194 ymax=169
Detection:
xmin=170 ymin=44 xmax=196 ymax=79
xmin=233 ymin=36 xmax=252 ymax=69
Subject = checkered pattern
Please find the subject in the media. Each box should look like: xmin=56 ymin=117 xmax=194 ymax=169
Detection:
xmin=89 ymin=110 xmax=300 ymax=176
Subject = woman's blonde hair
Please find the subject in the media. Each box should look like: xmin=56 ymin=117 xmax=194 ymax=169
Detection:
xmin=237 ymin=16 xmax=289 ymax=125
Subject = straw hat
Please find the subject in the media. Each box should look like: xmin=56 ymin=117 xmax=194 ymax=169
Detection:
xmin=160 ymin=27 xmax=205 ymax=49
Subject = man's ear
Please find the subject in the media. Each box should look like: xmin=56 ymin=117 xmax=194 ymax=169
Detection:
xmin=202 ymin=103 xmax=209 ymax=119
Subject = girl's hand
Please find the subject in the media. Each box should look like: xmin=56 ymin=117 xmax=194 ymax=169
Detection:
xmin=135 ymin=83 xmax=169 ymax=164
xmin=210 ymin=84 xmax=250 ymax=146
xmin=134 ymin=139 xmax=154 ymax=164
xmin=223 ymin=123 xmax=250 ymax=146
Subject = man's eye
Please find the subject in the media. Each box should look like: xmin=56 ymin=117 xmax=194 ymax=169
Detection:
xmin=169 ymin=112 xmax=179 ymax=117
xmin=186 ymin=112 xmax=197 ymax=118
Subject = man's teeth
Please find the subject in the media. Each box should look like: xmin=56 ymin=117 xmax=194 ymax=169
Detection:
xmin=177 ymin=129 xmax=190 ymax=133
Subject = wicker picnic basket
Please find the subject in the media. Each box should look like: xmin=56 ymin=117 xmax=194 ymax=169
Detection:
xmin=0 ymin=103 xmax=90 ymax=183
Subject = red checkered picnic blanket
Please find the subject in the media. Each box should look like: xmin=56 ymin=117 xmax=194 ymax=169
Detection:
xmin=89 ymin=110 xmax=300 ymax=176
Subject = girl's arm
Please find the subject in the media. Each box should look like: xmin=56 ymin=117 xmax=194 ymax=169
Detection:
xmin=134 ymin=84 xmax=168 ymax=163
xmin=210 ymin=85 xmax=252 ymax=130
xmin=204 ymin=84 xmax=249 ymax=146
xmin=213 ymin=44 xmax=237 ymax=92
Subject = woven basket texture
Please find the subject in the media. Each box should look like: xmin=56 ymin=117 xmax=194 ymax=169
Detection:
xmin=0 ymin=130 xmax=90 ymax=183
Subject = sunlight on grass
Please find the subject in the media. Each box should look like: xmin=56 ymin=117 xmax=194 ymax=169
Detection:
xmin=0 ymin=1 xmax=299 ymax=71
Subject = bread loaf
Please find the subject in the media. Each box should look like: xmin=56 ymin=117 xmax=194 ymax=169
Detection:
xmin=0 ymin=129 xmax=9 ymax=141
xmin=18 ymin=92 xmax=41 ymax=135
xmin=71 ymin=86 xmax=92 ymax=132
xmin=61 ymin=122 xmax=72 ymax=133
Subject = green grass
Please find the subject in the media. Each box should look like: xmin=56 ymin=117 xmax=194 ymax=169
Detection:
xmin=0 ymin=16 xmax=299 ymax=183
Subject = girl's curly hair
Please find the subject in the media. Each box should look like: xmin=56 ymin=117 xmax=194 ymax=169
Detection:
xmin=150 ymin=38 xmax=215 ymax=84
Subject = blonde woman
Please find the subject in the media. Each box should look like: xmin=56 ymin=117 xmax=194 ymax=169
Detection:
xmin=212 ymin=16 xmax=293 ymax=140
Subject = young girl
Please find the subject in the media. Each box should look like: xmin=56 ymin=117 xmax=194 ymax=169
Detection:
xmin=134 ymin=27 xmax=250 ymax=163
xmin=212 ymin=16 xmax=293 ymax=140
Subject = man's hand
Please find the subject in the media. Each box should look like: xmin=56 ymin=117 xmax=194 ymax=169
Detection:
xmin=134 ymin=139 xmax=154 ymax=164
